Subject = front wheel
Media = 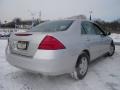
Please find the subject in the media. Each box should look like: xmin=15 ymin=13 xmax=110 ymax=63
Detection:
xmin=71 ymin=52 xmax=89 ymax=80
xmin=108 ymin=42 xmax=115 ymax=56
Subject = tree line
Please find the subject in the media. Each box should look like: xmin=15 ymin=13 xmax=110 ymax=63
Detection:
xmin=95 ymin=19 xmax=120 ymax=33
xmin=0 ymin=18 xmax=120 ymax=33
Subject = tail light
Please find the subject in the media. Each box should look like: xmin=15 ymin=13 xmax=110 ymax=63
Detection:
xmin=38 ymin=35 xmax=65 ymax=50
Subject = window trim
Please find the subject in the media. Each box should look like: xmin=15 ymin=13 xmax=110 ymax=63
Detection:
xmin=81 ymin=21 xmax=106 ymax=35
xmin=81 ymin=21 xmax=97 ymax=35
xmin=91 ymin=22 xmax=106 ymax=35
xmin=81 ymin=23 xmax=87 ymax=34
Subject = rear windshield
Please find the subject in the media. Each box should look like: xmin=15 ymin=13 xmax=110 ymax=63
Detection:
xmin=30 ymin=20 xmax=73 ymax=32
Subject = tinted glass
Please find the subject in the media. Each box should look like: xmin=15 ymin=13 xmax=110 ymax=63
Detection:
xmin=92 ymin=23 xmax=104 ymax=35
xmin=82 ymin=21 xmax=97 ymax=34
xmin=81 ymin=25 xmax=86 ymax=34
xmin=30 ymin=20 xmax=73 ymax=32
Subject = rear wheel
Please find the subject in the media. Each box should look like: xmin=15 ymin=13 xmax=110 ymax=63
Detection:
xmin=108 ymin=42 xmax=115 ymax=56
xmin=71 ymin=52 xmax=89 ymax=80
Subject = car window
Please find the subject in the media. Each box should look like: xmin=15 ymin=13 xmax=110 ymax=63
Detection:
xmin=92 ymin=23 xmax=105 ymax=35
xmin=30 ymin=20 xmax=73 ymax=32
xmin=81 ymin=25 xmax=86 ymax=34
xmin=81 ymin=21 xmax=97 ymax=35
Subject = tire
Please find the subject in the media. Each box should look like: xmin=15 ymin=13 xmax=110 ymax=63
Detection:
xmin=71 ymin=52 xmax=89 ymax=80
xmin=108 ymin=42 xmax=115 ymax=56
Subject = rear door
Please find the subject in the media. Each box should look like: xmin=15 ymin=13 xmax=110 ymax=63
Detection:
xmin=81 ymin=21 xmax=105 ymax=60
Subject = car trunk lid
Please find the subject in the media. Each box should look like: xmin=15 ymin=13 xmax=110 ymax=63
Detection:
xmin=9 ymin=32 xmax=47 ymax=57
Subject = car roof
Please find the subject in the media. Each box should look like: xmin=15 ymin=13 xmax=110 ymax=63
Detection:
xmin=45 ymin=19 xmax=95 ymax=24
xmin=63 ymin=19 xmax=94 ymax=22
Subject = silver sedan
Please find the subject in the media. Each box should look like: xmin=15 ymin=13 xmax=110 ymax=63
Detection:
xmin=6 ymin=19 xmax=115 ymax=80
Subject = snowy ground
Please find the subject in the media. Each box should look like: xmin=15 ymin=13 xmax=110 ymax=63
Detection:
xmin=0 ymin=38 xmax=120 ymax=90
xmin=110 ymin=33 xmax=120 ymax=45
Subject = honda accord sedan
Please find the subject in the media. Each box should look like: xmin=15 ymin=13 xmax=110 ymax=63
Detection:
xmin=6 ymin=19 xmax=115 ymax=80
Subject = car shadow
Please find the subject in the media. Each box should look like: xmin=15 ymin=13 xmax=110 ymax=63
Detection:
xmin=89 ymin=55 xmax=108 ymax=67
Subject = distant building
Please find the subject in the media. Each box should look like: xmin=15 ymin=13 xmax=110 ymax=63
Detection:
xmin=0 ymin=19 xmax=45 ymax=33
xmin=15 ymin=19 xmax=45 ymax=29
xmin=0 ymin=19 xmax=45 ymax=29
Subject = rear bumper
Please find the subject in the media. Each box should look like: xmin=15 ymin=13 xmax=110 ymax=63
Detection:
xmin=6 ymin=47 xmax=76 ymax=76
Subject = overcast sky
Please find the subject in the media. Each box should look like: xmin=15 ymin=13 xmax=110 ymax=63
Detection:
xmin=0 ymin=0 xmax=120 ymax=22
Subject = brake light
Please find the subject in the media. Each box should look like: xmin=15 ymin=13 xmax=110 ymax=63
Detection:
xmin=38 ymin=35 xmax=65 ymax=50
xmin=15 ymin=34 xmax=32 ymax=36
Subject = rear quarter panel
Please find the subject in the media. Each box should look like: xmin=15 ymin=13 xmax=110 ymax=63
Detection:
xmin=47 ymin=20 xmax=90 ymax=67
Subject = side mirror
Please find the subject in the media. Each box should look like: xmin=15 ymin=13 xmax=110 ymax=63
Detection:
xmin=101 ymin=32 xmax=111 ymax=36
xmin=106 ymin=32 xmax=111 ymax=36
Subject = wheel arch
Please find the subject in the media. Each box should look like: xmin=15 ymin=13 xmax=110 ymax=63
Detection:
xmin=75 ymin=49 xmax=90 ymax=67
xmin=111 ymin=40 xmax=114 ymax=45
xmin=83 ymin=50 xmax=90 ymax=59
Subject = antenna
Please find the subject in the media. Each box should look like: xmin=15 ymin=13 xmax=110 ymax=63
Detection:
xmin=89 ymin=11 xmax=92 ymax=20
xmin=39 ymin=10 xmax=42 ymax=23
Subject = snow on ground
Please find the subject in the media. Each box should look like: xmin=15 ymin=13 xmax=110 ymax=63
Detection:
xmin=110 ymin=33 xmax=120 ymax=43
xmin=0 ymin=39 xmax=120 ymax=90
